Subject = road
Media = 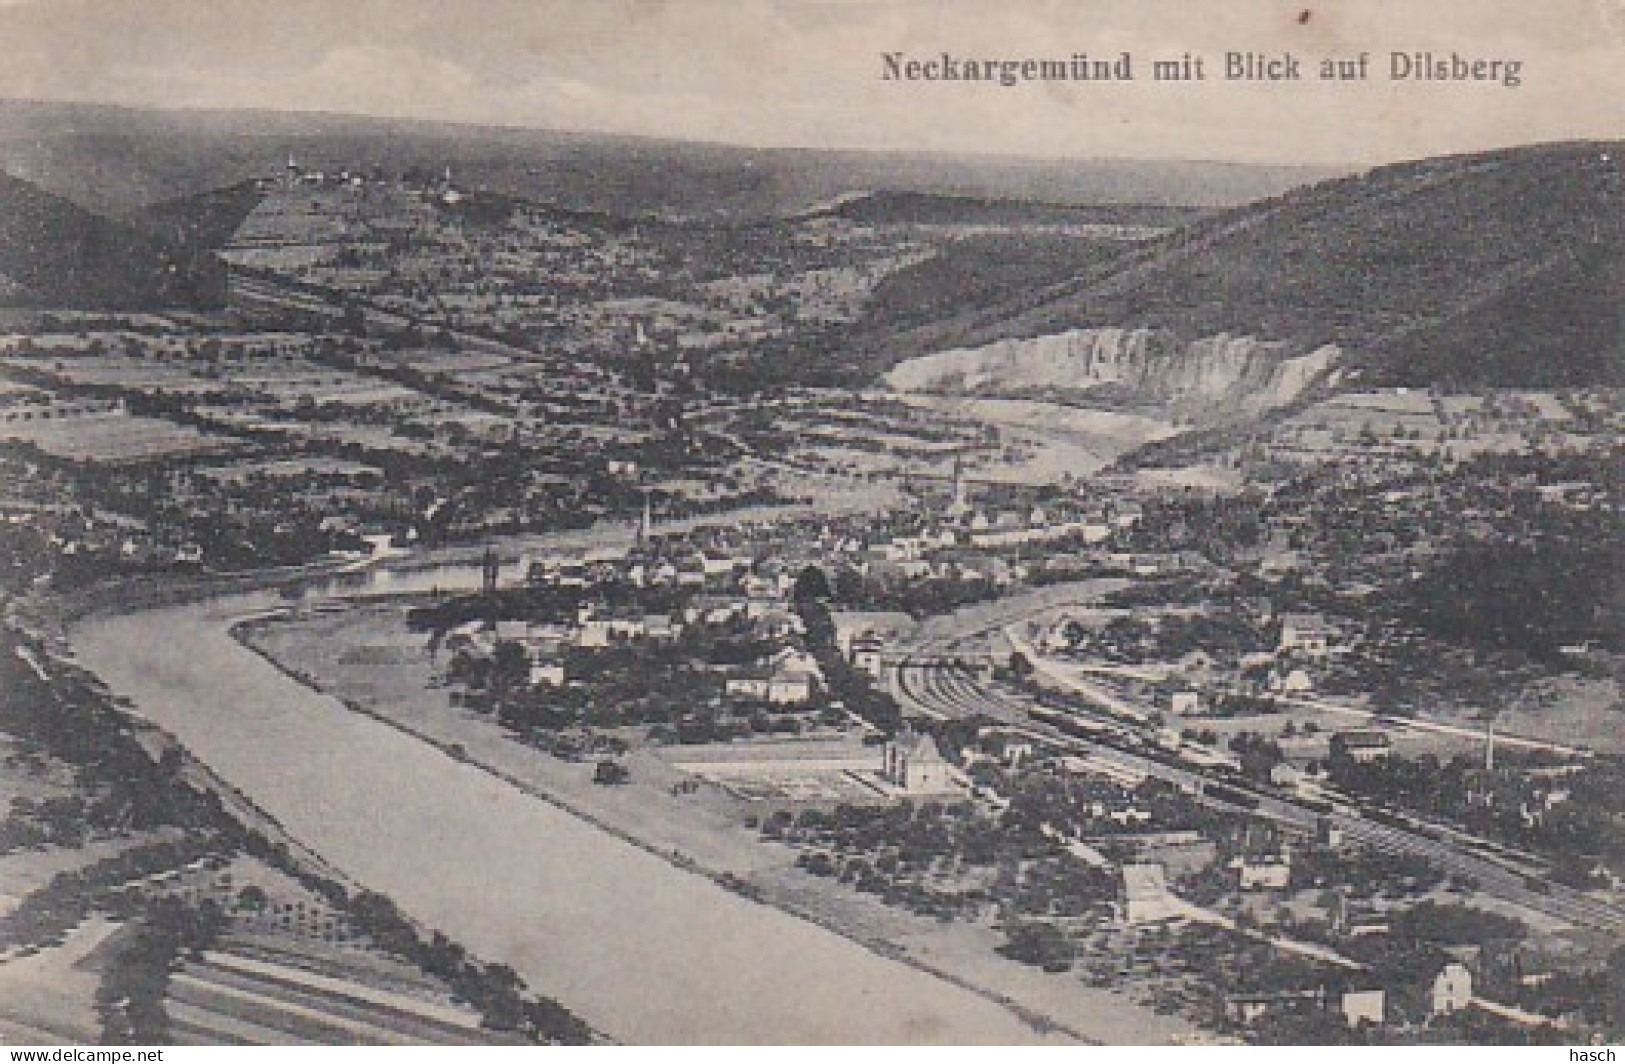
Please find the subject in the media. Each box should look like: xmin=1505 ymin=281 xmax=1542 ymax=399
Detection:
xmin=889 ymin=579 xmax=1132 ymax=656
xmin=1271 ymin=693 xmax=1591 ymax=759
xmin=893 ymin=661 xmax=1625 ymax=936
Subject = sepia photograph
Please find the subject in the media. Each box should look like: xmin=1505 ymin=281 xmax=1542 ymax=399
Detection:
xmin=0 ymin=0 xmax=1620 ymax=1049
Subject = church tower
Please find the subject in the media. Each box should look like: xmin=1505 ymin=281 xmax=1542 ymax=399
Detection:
xmin=635 ymin=491 xmax=654 ymax=551
xmin=481 ymin=547 xmax=500 ymax=595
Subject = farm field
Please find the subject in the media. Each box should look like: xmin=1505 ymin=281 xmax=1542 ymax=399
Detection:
xmin=0 ymin=412 xmax=231 ymax=462
xmin=167 ymin=934 xmax=514 ymax=1046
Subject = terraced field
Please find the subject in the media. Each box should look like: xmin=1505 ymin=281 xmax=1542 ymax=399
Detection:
xmin=167 ymin=934 xmax=518 ymax=1046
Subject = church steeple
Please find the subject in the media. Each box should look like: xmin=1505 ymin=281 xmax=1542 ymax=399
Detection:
xmin=636 ymin=491 xmax=653 ymax=549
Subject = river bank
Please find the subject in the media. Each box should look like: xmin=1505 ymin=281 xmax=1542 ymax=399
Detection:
xmin=232 ymin=598 xmax=1208 ymax=1044
xmin=66 ymin=592 xmax=1083 ymax=1044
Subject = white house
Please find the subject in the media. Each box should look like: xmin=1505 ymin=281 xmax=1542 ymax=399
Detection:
xmin=1279 ymin=612 xmax=1335 ymax=657
xmin=1429 ymin=962 xmax=1474 ymax=1016
xmin=725 ymin=655 xmax=820 ymax=705
xmin=766 ymin=669 xmax=817 ymax=705
xmin=1170 ymin=690 xmax=1202 ymax=715
xmin=1341 ymin=989 xmax=1385 ymax=1027
xmin=643 ymin=615 xmax=681 ymax=641
xmin=529 ymin=663 xmax=567 ymax=687
xmin=724 ymin=672 xmax=771 ymax=701
xmin=1270 ymin=762 xmax=1309 ymax=790
xmin=1270 ymin=667 xmax=1315 ymax=693
xmin=1331 ymin=730 xmax=1392 ymax=765
xmin=700 ymin=552 xmax=745 ymax=577
xmin=744 ymin=594 xmax=784 ymax=620
xmin=1230 ymin=854 xmax=1292 ymax=891
xmin=577 ymin=619 xmax=614 ymax=648
xmin=1119 ymin=863 xmax=1182 ymax=924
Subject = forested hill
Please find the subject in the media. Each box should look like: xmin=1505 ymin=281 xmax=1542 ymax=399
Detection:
xmin=0 ymin=171 xmax=226 ymax=309
xmin=864 ymin=141 xmax=1625 ymax=389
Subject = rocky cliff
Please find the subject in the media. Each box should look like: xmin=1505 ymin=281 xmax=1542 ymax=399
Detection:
xmin=886 ymin=327 xmax=1337 ymax=419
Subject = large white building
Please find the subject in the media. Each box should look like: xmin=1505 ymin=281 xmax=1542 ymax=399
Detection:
xmin=1119 ymin=862 xmax=1183 ymax=924
xmin=880 ymin=730 xmax=960 ymax=795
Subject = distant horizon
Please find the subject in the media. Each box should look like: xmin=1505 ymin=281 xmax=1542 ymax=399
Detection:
xmin=0 ymin=0 xmax=1618 ymax=169
xmin=7 ymin=93 xmax=1617 ymax=179
xmin=0 ymin=93 xmax=1370 ymax=173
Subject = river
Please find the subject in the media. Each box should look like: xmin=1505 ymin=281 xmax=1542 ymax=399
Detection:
xmin=69 ymin=569 xmax=1064 ymax=1045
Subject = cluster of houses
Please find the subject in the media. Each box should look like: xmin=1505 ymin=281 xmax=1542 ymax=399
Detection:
xmin=0 ymin=394 xmax=126 ymax=425
xmin=443 ymin=598 xmax=825 ymax=706
xmin=853 ymin=486 xmax=1143 ymax=566
xmin=1103 ymin=809 xmax=1580 ymax=1035
xmin=471 ymin=490 xmax=1148 ymax=705
xmin=951 ymin=504 xmax=1117 ymax=549
xmin=1244 ymin=610 xmax=1345 ymax=696
xmin=721 ymin=646 xmax=823 ymax=706
xmin=525 ymin=546 xmax=773 ymax=593
xmin=494 ymin=470 xmax=1162 ymax=639
xmin=1109 ymin=609 xmax=1349 ymax=727
xmin=1222 ymin=954 xmax=1568 ymax=1035
xmin=830 ymin=610 xmax=917 ymax=681
xmin=437 ymin=542 xmax=842 ymax=708
xmin=24 ymin=501 xmax=209 ymax=570
xmin=1113 ymin=841 xmax=1554 ymax=1034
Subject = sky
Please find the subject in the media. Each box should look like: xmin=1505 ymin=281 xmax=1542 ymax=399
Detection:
xmin=0 ymin=0 xmax=1620 ymax=165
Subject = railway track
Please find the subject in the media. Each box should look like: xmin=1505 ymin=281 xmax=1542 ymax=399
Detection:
xmin=894 ymin=660 xmax=1625 ymax=935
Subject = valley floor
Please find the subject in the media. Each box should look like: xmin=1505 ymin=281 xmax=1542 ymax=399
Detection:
xmin=236 ymin=598 xmax=1209 ymax=1045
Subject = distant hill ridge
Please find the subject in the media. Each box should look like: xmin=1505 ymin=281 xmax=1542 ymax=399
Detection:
xmin=0 ymin=99 xmax=1335 ymax=220
xmin=871 ymin=141 xmax=1625 ymax=391
xmin=798 ymin=189 xmax=1205 ymax=229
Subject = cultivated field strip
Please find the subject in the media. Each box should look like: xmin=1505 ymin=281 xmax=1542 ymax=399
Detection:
xmin=164 ymin=948 xmax=508 ymax=1046
xmin=203 ymin=951 xmax=483 ymax=1029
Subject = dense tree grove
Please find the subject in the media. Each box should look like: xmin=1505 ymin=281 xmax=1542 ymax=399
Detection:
xmin=1403 ymin=540 xmax=1621 ymax=658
